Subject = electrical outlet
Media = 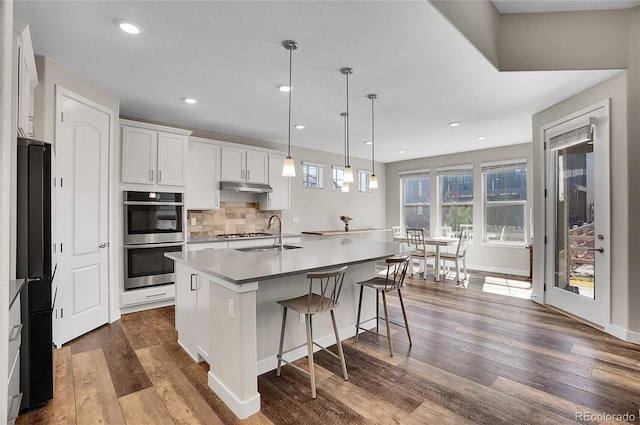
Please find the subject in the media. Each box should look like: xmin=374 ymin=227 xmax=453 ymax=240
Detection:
xmin=190 ymin=217 xmax=197 ymax=226
xmin=228 ymin=299 xmax=235 ymax=319
xmin=292 ymin=216 xmax=300 ymax=224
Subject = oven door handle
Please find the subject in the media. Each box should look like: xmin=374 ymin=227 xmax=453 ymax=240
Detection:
xmin=124 ymin=201 xmax=184 ymax=206
xmin=124 ymin=242 xmax=184 ymax=249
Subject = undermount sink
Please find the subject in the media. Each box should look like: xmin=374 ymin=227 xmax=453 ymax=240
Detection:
xmin=235 ymin=245 xmax=302 ymax=253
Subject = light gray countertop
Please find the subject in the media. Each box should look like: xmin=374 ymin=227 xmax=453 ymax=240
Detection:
xmin=166 ymin=239 xmax=412 ymax=284
xmin=187 ymin=233 xmax=301 ymax=244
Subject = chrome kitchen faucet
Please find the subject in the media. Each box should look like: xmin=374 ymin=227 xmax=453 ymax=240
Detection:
xmin=268 ymin=215 xmax=283 ymax=250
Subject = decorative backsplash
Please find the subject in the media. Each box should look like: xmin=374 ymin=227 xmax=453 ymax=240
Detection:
xmin=187 ymin=202 xmax=278 ymax=237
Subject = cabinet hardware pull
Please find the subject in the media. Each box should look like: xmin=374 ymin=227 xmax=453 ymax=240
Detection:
xmin=190 ymin=273 xmax=197 ymax=291
xmin=158 ymin=170 xmax=162 ymax=182
xmin=241 ymin=170 xmax=245 ymax=179
xmin=215 ymin=196 xmax=219 ymax=207
xmin=247 ymin=170 xmax=250 ymax=180
xmin=150 ymin=170 xmax=154 ymax=181
xmin=99 ymin=242 xmax=109 ymax=248
xmin=146 ymin=292 xmax=167 ymax=298
xmin=9 ymin=324 xmax=23 ymax=341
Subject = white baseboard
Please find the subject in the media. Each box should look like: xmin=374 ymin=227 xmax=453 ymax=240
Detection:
xmin=119 ymin=298 xmax=174 ymax=315
xmin=208 ymin=371 xmax=261 ymax=419
xmin=109 ymin=309 xmax=121 ymax=323
xmin=467 ymin=263 xmax=529 ymax=278
xmin=609 ymin=324 xmax=640 ymax=344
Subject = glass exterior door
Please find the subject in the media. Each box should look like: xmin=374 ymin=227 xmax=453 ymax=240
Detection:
xmin=544 ymin=102 xmax=610 ymax=329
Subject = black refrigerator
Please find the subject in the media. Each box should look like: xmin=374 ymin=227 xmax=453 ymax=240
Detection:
xmin=16 ymin=137 xmax=54 ymax=410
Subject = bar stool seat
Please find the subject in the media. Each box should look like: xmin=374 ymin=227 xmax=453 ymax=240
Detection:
xmin=354 ymin=255 xmax=412 ymax=356
xmin=276 ymin=265 xmax=349 ymax=399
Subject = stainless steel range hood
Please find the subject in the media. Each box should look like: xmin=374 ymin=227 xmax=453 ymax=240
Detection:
xmin=220 ymin=181 xmax=273 ymax=193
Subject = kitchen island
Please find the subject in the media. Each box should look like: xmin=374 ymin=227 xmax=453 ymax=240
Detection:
xmin=165 ymin=239 xmax=411 ymax=419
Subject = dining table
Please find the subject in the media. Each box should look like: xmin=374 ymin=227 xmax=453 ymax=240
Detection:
xmin=397 ymin=236 xmax=459 ymax=282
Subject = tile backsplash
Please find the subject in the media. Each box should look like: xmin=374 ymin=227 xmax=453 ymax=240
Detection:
xmin=187 ymin=202 xmax=279 ymax=237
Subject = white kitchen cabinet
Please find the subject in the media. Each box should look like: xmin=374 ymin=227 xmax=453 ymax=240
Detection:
xmin=220 ymin=147 xmax=268 ymax=184
xmin=175 ymin=262 xmax=212 ymax=363
xmin=121 ymin=119 xmax=192 ymax=187
xmin=187 ymin=141 xmax=220 ymax=210
xmin=14 ymin=20 xmax=38 ymax=138
xmin=259 ymin=154 xmax=290 ymax=210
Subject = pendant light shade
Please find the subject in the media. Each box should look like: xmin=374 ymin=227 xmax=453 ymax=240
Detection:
xmin=282 ymin=40 xmax=298 ymax=177
xmin=342 ymin=181 xmax=350 ymax=192
xmin=340 ymin=112 xmax=352 ymax=190
xmin=341 ymin=67 xmax=354 ymax=183
xmin=367 ymin=93 xmax=379 ymax=189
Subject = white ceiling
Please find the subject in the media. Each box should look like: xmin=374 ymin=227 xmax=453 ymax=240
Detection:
xmin=14 ymin=1 xmax=623 ymax=163
xmin=492 ymin=0 xmax=640 ymax=14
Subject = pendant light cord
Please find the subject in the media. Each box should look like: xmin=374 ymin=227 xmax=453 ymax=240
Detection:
xmin=287 ymin=46 xmax=293 ymax=158
xmin=371 ymin=96 xmax=375 ymax=174
xmin=345 ymin=72 xmax=350 ymax=167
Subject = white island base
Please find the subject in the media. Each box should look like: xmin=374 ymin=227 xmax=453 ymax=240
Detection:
xmin=206 ymin=262 xmax=376 ymax=418
xmin=167 ymin=239 xmax=411 ymax=419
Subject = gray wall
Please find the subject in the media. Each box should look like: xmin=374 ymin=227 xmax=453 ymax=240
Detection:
xmin=385 ymin=143 xmax=533 ymax=276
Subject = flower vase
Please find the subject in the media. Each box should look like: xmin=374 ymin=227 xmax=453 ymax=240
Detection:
xmin=345 ymin=224 xmax=349 ymax=232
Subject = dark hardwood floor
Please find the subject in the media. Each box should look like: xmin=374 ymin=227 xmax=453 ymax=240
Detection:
xmin=16 ymin=272 xmax=640 ymax=424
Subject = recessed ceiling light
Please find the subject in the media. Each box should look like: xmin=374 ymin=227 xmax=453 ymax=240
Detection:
xmin=398 ymin=150 xmax=405 ymax=153
xmin=476 ymin=136 xmax=485 ymax=140
xmin=449 ymin=121 xmax=460 ymax=127
xmin=364 ymin=141 xmax=372 ymax=145
xmin=115 ymin=19 xmax=142 ymax=35
xmin=277 ymin=84 xmax=291 ymax=92
xmin=294 ymin=124 xmax=305 ymax=130
xmin=183 ymin=98 xmax=197 ymax=104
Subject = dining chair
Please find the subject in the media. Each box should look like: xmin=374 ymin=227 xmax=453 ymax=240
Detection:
xmin=391 ymin=225 xmax=406 ymax=241
xmin=434 ymin=225 xmax=453 ymax=237
xmin=439 ymin=228 xmax=472 ymax=283
xmin=354 ymin=255 xmax=411 ymax=356
xmin=275 ymin=266 xmax=349 ymax=399
xmin=406 ymin=228 xmax=436 ymax=279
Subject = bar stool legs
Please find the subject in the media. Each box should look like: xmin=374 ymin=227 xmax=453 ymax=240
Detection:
xmin=305 ymin=314 xmax=316 ymax=399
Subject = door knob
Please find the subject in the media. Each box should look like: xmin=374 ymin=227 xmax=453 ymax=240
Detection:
xmin=588 ymin=247 xmax=604 ymax=253
xmin=99 ymin=242 xmax=109 ymax=248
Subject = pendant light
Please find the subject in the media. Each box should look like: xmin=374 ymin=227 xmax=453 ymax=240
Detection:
xmin=282 ymin=40 xmax=298 ymax=177
xmin=367 ymin=93 xmax=379 ymax=189
xmin=340 ymin=67 xmax=354 ymax=183
xmin=340 ymin=112 xmax=350 ymax=192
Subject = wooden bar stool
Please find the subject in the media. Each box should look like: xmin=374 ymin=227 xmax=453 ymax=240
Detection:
xmin=276 ymin=265 xmax=349 ymax=399
xmin=354 ymin=255 xmax=411 ymax=356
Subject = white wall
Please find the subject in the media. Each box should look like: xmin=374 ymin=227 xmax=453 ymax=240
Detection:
xmin=0 ymin=1 xmax=13 ymax=421
xmin=385 ymin=143 xmax=533 ymax=276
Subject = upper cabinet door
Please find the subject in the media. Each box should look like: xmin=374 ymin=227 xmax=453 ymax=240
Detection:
xmin=187 ymin=142 xmax=220 ymax=210
xmin=157 ymin=132 xmax=188 ymax=186
xmin=220 ymin=147 xmax=246 ymax=182
xmin=259 ymin=154 xmax=290 ymax=210
xmin=121 ymin=126 xmax=156 ymax=184
xmin=245 ymin=151 xmax=269 ymax=184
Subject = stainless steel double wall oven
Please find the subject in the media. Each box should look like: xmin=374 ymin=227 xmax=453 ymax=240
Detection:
xmin=123 ymin=191 xmax=184 ymax=290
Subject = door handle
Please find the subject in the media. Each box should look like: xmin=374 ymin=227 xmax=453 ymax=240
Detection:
xmin=99 ymin=242 xmax=109 ymax=248
xmin=588 ymin=247 xmax=604 ymax=253
xmin=190 ymin=273 xmax=197 ymax=291
xmin=158 ymin=170 xmax=162 ymax=182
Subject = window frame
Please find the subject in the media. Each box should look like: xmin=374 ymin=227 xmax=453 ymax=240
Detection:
xmin=332 ymin=165 xmax=344 ymax=190
xmin=482 ymin=159 xmax=528 ymax=245
xmin=302 ymin=161 xmax=325 ymax=190
xmin=357 ymin=169 xmax=372 ymax=193
xmin=436 ymin=165 xmax=474 ymax=236
xmin=400 ymin=169 xmax=431 ymax=235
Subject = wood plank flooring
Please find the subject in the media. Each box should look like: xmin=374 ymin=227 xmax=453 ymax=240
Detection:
xmin=16 ymin=272 xmax=640 ymax=424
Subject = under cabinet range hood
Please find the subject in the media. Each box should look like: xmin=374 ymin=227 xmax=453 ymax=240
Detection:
xmin=220 ymin=181 xmax=273 ymax=193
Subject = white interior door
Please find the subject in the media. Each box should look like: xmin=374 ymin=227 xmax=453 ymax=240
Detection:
xmin=54 ymin=87 xmax=112 ymax=346
xmin=543 ymin=100 xmax=610 ymax=329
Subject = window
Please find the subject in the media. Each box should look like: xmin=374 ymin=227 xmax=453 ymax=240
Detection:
xmin=357 ymin=170 xmax=372 ymax=192
xmin=482 ymin=160 xmax=527 ymax=243
xmin=332 ymin=166 xmax=344 ymax=190
xmin=401 ymin=170 xmax=430 ymax=234
xmin=437 ymin=166 xmax=473 ymax=235
xmin=302 ymin=161 xmax=324 ymax=189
